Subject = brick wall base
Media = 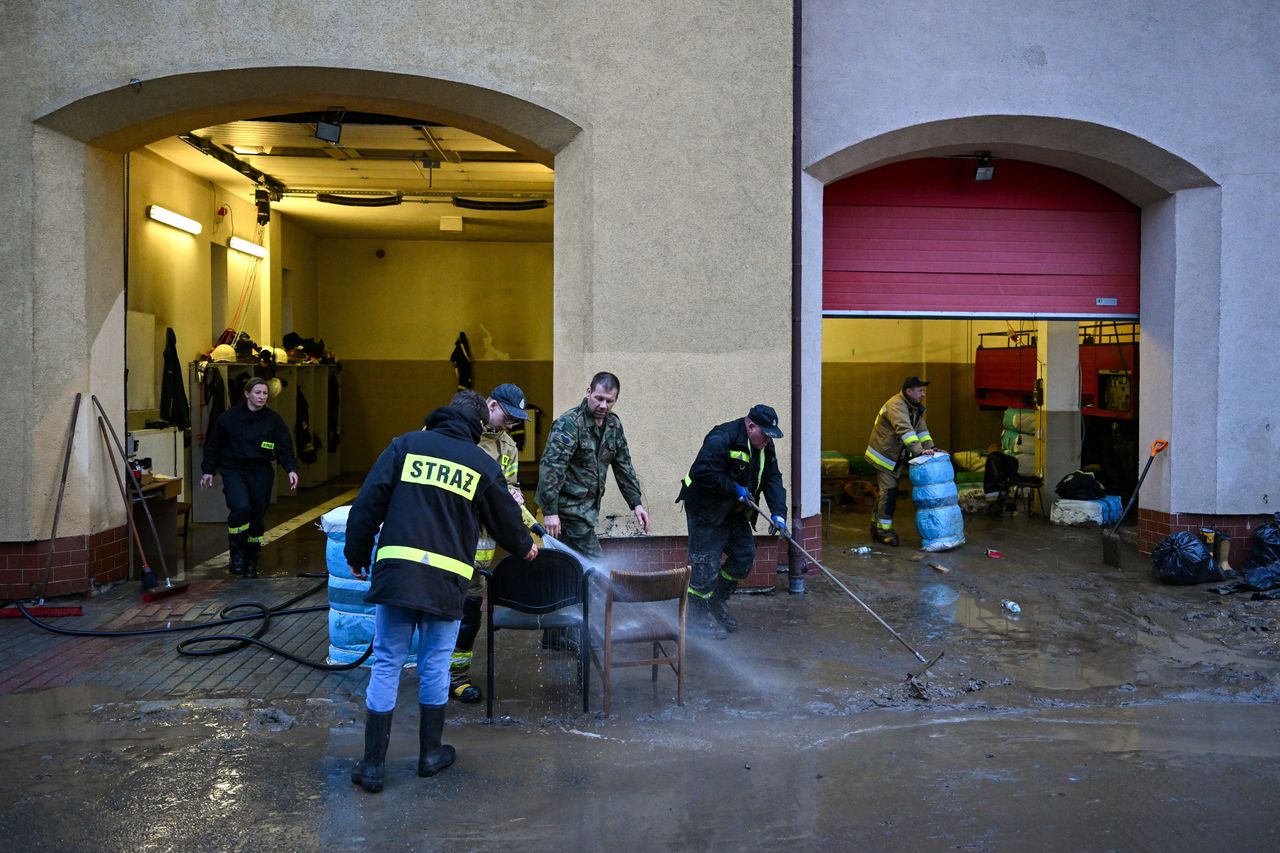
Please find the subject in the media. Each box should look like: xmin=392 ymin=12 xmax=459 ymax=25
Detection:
xmin=1138 ymin=509 xmax=1276 ymax=567
xmin=0 ymin=525 xmax=130 ymax=600
xmin=599 ymin=513 xmax=823 ymax=590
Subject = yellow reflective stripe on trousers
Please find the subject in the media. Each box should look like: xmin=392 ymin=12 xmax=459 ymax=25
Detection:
xmin=228 ymin=523 xmax=250 ymax=534
xmin=375 ymin=545 xmax=474 ymax=580
xmin=864 ymin=446 xmax=897 ymax=470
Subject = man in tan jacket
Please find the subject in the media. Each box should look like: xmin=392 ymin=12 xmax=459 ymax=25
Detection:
xmin=864 ymin=376 xmax=936 ymax=546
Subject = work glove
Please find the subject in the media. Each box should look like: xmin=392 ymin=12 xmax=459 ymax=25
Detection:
xmin=770 ymin=515 xmax=788 ymax=536
xmin=734 ymin=484 xmax=751 ymax=502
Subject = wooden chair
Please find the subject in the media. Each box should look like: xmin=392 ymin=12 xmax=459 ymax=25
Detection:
xmin=484 ymin=550 xmax=590 ymax=720
xmin=589 ymin=565 xmax=690 ymax=717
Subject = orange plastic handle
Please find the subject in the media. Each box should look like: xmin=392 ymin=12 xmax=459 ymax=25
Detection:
xmin=1150 ymin=440 xmax=1169 ymax=456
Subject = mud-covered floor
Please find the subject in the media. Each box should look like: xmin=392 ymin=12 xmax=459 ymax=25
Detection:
xmin=2 ymin=503 xmax=1278 ymax=850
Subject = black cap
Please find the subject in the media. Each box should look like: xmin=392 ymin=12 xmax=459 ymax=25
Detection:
xmin=489 ymin=383 xmax=530 ymax=421
xmin=747 ymin=404 xmax=784 ymax=439
xmin=902 ymin=376 xmax=930 ymax=391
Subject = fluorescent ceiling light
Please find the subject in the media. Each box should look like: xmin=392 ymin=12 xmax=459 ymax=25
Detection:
xmin=228 ymin=236 xmax=267 ymax=258
xmin=146 ymin=204 xmax=201 ymax=235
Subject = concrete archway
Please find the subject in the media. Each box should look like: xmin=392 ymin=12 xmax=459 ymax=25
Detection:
xmin=798 ymin=115 xmax=1220 ymax=537
xmin=6 ymin=66 xmax=584 ymax=594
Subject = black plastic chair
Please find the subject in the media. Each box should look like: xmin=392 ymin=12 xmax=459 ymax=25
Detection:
xmin=484 ymin=550 xmax=590 ymax=719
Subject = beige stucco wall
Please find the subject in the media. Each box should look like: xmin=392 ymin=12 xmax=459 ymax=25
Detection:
xmin=1 ymin=1 xmax=793 ymax=542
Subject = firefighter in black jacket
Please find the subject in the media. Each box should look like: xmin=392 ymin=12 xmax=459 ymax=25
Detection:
xmin=677 ymin=404 xmax=787 ymax=635
xmin=346 ymin=392 xmax=536 ymax=794
xmin=200 ymin=377 xmax=298 ymax=577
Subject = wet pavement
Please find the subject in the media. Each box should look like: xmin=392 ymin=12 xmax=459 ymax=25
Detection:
xmin=1 ymin=499 xmax=1278 ymax=850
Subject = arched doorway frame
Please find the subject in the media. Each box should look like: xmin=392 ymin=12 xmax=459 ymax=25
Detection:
xmin=797 ymin=115 xmax=1219 ymax=525
xmin=20 ymin=65 xmax=583 ymax=549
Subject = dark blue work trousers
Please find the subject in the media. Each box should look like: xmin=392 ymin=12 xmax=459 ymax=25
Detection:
xmin=221 ymin=464 xmax=275 ymax=558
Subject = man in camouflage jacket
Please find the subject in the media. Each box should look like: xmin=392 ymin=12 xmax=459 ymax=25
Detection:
xmin=536 ymin=372 xmax=650 ymax=558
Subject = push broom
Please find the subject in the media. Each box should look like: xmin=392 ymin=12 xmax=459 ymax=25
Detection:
xmin=92 ymin=395 xmax=188 ymax=600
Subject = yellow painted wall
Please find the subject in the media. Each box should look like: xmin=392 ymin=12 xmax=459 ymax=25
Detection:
xmin=126 ymin=148 xmax=273 ymax=408
xmin=821 ymin=318 xmax=1024 ymax=460
xmin=316 ymin=238 xmax=554 ymax=471
xmin=316 ymin=239 xmax=552 ymax=361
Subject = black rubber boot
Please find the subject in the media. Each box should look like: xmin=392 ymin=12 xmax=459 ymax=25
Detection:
xmin=351 ymin=708 xmax=393 ymax=793
xmin=707 ymin=577 xmax=738 ymax=632
xmin=243 ymin=555 xmax=258 ymax=578
xmin=228 ymin=546 xmax=245 ymax=576
xmin=450 ymin=682 xmax=482 ymax=704
xmin=872 ymin=527 xmax=900 ymax=547
xmin=418 ymin=703 xmax=456 ymax=778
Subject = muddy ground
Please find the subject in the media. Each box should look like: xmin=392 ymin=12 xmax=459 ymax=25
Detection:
xmin=1 ymin=511 xmax=1277 ymax=850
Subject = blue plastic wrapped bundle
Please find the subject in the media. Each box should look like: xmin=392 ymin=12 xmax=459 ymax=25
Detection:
xmin=320 ymin=506 xmax=415 ymax=667
xmin=909 ymin=452 xmax=965 ymax=552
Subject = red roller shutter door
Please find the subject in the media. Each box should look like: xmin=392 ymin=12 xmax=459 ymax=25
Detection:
xmin=824 ymin=159 xmax=1140 ymax=318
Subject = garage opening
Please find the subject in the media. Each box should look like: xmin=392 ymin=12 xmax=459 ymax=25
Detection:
xmin=124 ymin=109 xmax=554 ymax=575
xmin=819 ymin=157 xmax=1140 ymax=543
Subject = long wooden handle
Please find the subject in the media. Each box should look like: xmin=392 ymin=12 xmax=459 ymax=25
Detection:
xmin=98 ymin=417 xmax=150 ymax=564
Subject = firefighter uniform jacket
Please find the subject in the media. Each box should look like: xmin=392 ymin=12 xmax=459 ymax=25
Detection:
xmin=201 ymin=403 xmax=297 ymax=475
xmin=536 ymin=399 xmax=644 ymax=522
xmin=479 ymin=427 xmax=520 ymax=488
xmin=865 ymin=392 xmax=934 ymax=472
xmin=345 ymin=407 xmax=533 ymax=620
xmin=678 ymin=418 xmax=787 ymax=524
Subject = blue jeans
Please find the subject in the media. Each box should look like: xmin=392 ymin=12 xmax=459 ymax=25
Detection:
xmin=365 ymin=604 xmax=461 ymax=713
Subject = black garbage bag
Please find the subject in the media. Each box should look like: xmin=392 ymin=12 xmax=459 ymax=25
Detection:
xmin=1245 ymin=512 xmax=1280 ymax=569
xmin=1208 ymin=561 xmax=1280 ymax=598
xmin=1153 ymin=531 xmax=1218 ymax=585
xmin=1055 ymin=469 xmax=1105 ymax=501
xmin=1241 ymin=562 xmax=1280 ymax=592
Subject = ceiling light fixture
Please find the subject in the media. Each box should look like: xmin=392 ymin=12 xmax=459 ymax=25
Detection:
xmin=315 ymin=192 xmax=403 ymax=207
xmin=974 ymin=151 xmax=995 ymax=182
xmin=228 ymin=236 xmax=267 ymax=258
xmin=146 ymin=204 xmax=202 ymax=235
xmin=451 ymin=196 xmax=547 ymax=211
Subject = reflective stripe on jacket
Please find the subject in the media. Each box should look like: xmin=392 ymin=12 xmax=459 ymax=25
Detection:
xmin=865 ymin=392 xmax=934 ymax=472
xmin=678 ymin=417 xmax=787 ymax=524
xmin=344 ymin=407 xmax=533 ymax=620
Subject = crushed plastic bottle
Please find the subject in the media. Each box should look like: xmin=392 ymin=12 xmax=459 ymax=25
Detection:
xmin=1001 ymin=599 xmax=1021 ymax=614
xmin=852 ymin=546 xmax=872 ymax=556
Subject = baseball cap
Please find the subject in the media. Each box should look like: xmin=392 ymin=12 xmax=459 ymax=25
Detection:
xmin=489 ymin=383 xmax=530 ymax=421
xmin=747 ymin=404 xmax=784 ymax=438
xmin=902 ymin=376 xmax=930 ymax=391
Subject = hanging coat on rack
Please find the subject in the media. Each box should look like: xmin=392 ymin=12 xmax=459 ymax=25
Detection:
xmin=202 ymin=366 xmax=227 ymax=446
xmin=327 ymin=367 xmax=341 ymax=452
xmin=450 ymin=331 xmax=474 ymax=390
xmin=159 ymin=327 xmax=191 ymax=429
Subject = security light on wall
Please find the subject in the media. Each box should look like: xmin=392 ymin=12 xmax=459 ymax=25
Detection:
xmin=228 ymin=236 xmax=267 ymax=258
xmin=314 ymin=119 xmax=342 ymax=144
xmin=146 ymin=204 xmax=202 ymax=235
xmin=974 ymin=152 xmax=995 ymax=181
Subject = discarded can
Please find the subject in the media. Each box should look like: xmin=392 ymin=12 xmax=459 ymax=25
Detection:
xmin=1001 ymin=599 xmax=1021 ymax=614
xmin=852 ymin=546 xmax=872 ymax=556
xmin=985 ymin=548 xmax=1004 ymax=559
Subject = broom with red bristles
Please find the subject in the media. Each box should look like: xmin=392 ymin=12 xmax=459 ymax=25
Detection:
xmin=92 ymin=395 xmax=189 ymax=601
